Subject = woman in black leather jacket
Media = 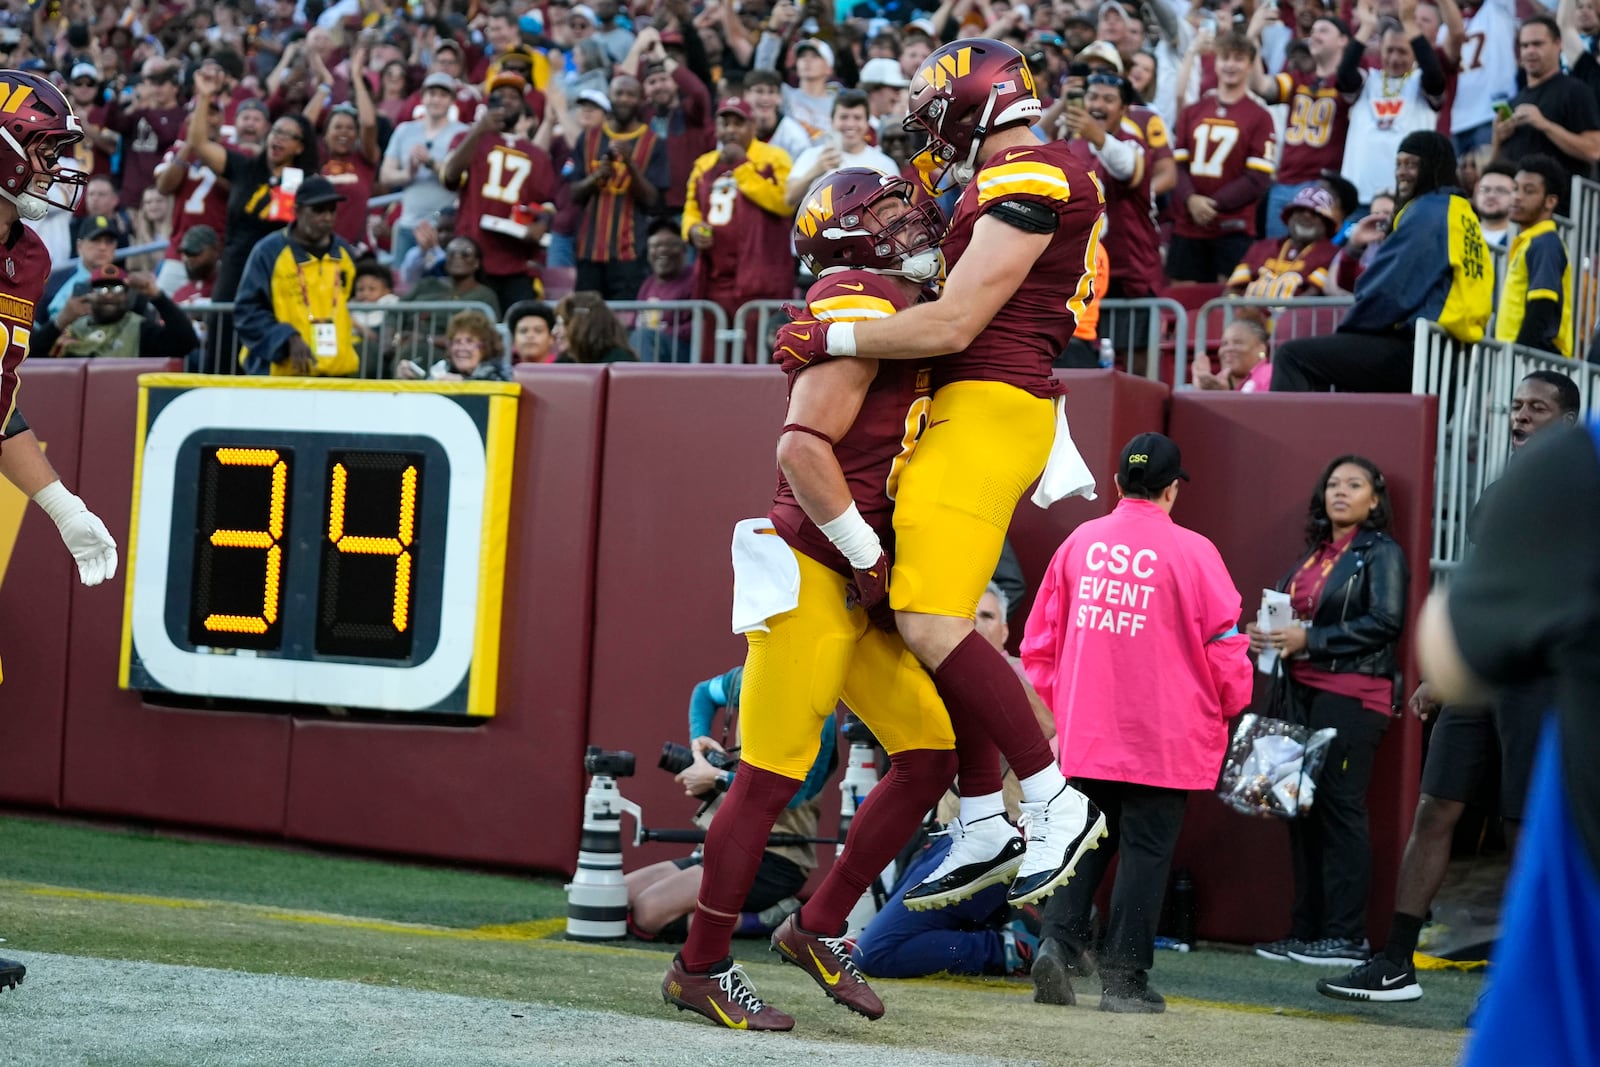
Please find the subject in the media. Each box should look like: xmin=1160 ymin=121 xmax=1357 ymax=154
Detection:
xmin=1245 ymin=455 xmax=1409 ymax=969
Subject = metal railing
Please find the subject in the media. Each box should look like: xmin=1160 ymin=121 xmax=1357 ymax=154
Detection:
xmin=1190 ymin=295 xmax=1355 ymax=371
xmin=719 ymin=296 xmax=1188 ymax=376
xmin=729 ymin=300 xmax=789 ymax=364
xmin=179 ymin=300 xmax=505 ymax=378
xmin=1098 ymin=297 xmax=1188 ymax=386
xmin=1411 ymin=319 xmax=1600 ymax=577
xmin=1565 ymin=174 xmax=1600 ymax=358
xmin=607 ymin=299 xmax=728 ymax=364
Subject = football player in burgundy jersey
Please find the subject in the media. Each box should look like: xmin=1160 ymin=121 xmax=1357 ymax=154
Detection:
xmin=773 ymin=39 xmax=1107 ymax=914
xmin=441 ymin=73 xmax=559 ymax=309
xmin=662 ymin=169 xmax=961 ymax=1031
xmin=0 ymin=70 xmax=121 ymax=993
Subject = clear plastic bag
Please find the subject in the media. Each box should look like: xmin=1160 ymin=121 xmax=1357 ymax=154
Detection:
xmin=1216 ymin=714 xmax=1338 ymax=819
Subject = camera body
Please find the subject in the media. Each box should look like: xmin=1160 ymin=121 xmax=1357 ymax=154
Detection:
xmin=659 ymin=741 xmax=736 ymax=802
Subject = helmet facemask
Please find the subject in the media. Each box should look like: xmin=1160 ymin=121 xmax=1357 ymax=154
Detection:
xmin=807 ymin=185 xmax=945 ymax=281
xmin=0 ymin=129 xmax=86 ymax=221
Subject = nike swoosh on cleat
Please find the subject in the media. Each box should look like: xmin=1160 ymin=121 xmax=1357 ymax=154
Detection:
xmin=708 ymin=999 xmax=749 ymax=1029
xmin=1380 ymin=974 xmax=1410 ymax=987
xmin=808 ymin=948 xmax=841 ymax=986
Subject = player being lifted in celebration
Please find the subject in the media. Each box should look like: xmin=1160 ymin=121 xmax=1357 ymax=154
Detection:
xmin=775 ymin=39 xmax=1108 ymax=912
xmin=0 ymin=69 xmax=121 ymax=995
xmin=663 ymin=169 xmax=963 ymax=1031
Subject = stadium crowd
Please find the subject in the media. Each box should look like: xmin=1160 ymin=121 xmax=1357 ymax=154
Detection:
xmin=3 ymin=0 xmax=1595 ymax=376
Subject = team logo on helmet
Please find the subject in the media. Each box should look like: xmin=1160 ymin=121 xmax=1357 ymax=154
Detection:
xmin=905 ymin=39 xmax=1040 ymax=195
xmin=792 ymin=168 xmax=944 ymax=282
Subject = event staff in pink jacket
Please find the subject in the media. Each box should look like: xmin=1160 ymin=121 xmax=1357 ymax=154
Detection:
xmin=1021 ymin=432 xmax=1253 ymax=1013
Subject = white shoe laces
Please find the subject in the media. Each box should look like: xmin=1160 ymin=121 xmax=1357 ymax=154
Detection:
xmin=718 ymin=963 xmax=768 ymax=1014
xmin=816 ymin=933 xmax=866 ymax=982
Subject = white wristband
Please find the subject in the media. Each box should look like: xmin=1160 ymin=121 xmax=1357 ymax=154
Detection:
xmin=825 ymin=321 xmax=856 ymax=357
xmin=817 ymin=503 xmax=883 ymax=569
xmin=32 ymin=479 xmax=85 ymax=529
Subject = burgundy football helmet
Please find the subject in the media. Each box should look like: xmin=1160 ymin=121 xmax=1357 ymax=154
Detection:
xmin=793 ymin=168 xmax=944 ymax=281
xmin=0 ymin=71 xmax=86 ymax=221
xmin=904 ymin=38 xmax=1041 ymax=195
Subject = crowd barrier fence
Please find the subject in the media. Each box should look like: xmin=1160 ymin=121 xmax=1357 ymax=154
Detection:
xmin=179 ymin=300 xmax=506 ymax=378
xmin=1191 ymin=295 xmax=1355 ymax=372
xmin=1411 ymin=320 xmax=1600 ymax=578
xmin=607 ymin=299 xmax=729 ymax=364
xmin=1566 ymin=175 xmax=1600 ymax=358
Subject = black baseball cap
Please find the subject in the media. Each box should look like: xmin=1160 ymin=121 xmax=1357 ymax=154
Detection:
xmin=294 ymin=175 xmax=346 ymax=207
xmin=81 ymin=214 xmax=117 ymax=240
xmin=1118 ymin=432 xmax=1189 ymax=491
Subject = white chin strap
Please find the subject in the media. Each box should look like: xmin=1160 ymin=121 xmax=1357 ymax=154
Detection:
xmin=895 ymin=250 xmax=942 ymax=282
xmin=949 ymin=83 xmax=1004 ymax=189
xmin=4 ymin=190 xmax=48 ymax=221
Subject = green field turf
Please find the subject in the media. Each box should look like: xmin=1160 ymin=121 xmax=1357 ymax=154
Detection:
xmin=0 ymin=814 xmax=1478 ymax=1065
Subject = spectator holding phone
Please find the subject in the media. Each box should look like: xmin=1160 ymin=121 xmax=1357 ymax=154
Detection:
xmin=784 ymin=90 xmax=898 ymax=209
xmin=186 ymin=65 xmax=322 ymax=302
xmin=1492 ymin=15 xmax=1600 ymax=212
xmin=380 ymin=73 xmax=470 ymax=274
xmin=442 ymin=73 xmax=560 ymax=309
xmin=37 ymin=267 xmax=198 ymax=360
xmin=570 ymin=72 xmax=668 ymax=302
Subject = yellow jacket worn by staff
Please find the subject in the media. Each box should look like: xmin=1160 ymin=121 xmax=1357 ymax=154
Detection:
xmin=234 ymin=227 xmax=360 ymax=377
xmin=1494 ymin=219 xmax=1573 ymax=357
xmin=1339 ymin=186 xmax=1493 ymax=344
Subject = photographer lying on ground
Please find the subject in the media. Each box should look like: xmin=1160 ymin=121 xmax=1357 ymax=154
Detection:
xmin=624 ymin=665 xmax=837 ymax=940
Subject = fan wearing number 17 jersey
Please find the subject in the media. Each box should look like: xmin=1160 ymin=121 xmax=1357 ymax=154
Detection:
xmin=663 ymin=169 xmax=961 ymax=1031
xmin=441 ymin=74 xmax=558 ymax=310
xmin=1169 ymin=33 xmax=1278 ymax=283
xmin=772 ymin=39 xmax=1108 ymax=917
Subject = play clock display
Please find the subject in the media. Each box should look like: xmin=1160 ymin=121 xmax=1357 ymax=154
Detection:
xmin=119 ymin=375 xmax=519 ymax=717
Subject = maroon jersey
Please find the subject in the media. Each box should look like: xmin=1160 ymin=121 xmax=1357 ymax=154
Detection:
xmin=1272 ymin=70 xmax=1352 ymax=183
xmin=684 ymin=139 xmax=795 ymax=315
xmin=161 ymin=153 xmax=230 ymax=264
xmin=1067 ymin=115 xmax=1165 ymax=297
xmin=1226 ymin=237 xmax=1340 ymax=298
xmin=649 ymin=66 xmax=715 ymax=213
xmin=322 ymin=151 xmax=379 ymax=249
xmin=936 ymin=141 xmax=1105 ymax=398
xmin=69 ymin=103 xmax=115 ymax=178
xmin=0 ymin=223 xmax=55 ymax=453
xmin=106 ymin=103 xmax=188 ymax=207
xmin=448 ymin=130 xmax=560 ymax=279
xmin=770 ymin=272 xmax=930 ymax=576
xmin=1173 ymin=92 xmax=1277 ymax=240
